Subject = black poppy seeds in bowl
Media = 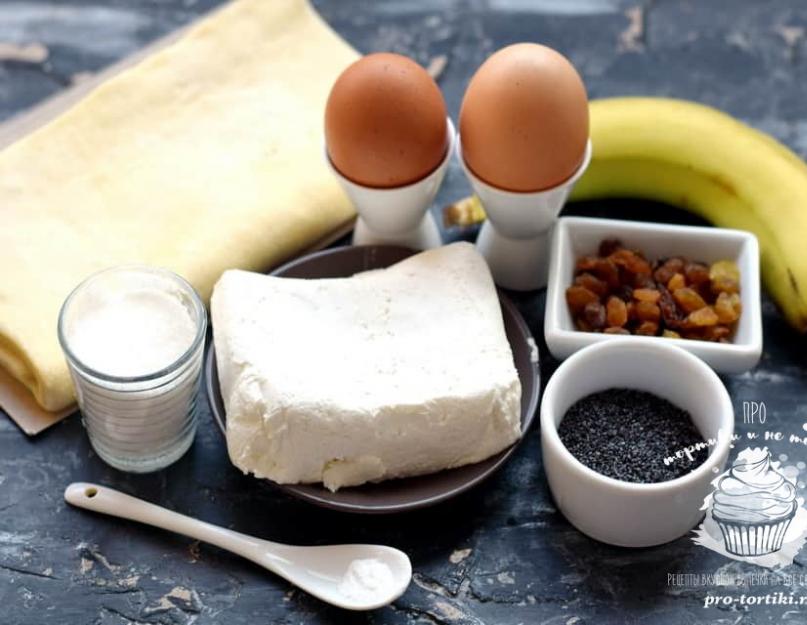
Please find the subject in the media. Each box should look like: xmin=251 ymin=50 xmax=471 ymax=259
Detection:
xmin=557 ymin=388 xmax=709 ymax=483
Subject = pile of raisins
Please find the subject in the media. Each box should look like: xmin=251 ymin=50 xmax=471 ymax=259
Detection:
xmin=566 ymin=239 xmax=742 ymax=341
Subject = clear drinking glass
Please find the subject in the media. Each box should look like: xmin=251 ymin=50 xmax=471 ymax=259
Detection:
xmin=58 ymin=266 xmax=207 ymax=473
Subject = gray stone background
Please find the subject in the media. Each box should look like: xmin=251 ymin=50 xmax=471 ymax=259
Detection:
xmin=2 ymin=1 xmax=807 ymax=624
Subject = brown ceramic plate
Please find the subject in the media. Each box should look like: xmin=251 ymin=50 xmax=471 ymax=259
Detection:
xmin=205 ymin=245 xmax=540 ymax=513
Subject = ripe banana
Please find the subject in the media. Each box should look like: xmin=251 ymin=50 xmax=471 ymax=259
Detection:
xmin=445 ymin=98 xmax=807 ymax=331
xmin=571 ymin=97 xmax=807 ymax=332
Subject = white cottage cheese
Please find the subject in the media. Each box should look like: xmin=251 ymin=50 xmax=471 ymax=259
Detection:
xmin=211 ymin=243 xmax=522 ymax=491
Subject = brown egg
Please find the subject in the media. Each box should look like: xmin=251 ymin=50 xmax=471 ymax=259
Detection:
xmin=325 ymin=53 xmax=448 ymax=188
xmin=459 ymin=43 xmax=589 ymax=192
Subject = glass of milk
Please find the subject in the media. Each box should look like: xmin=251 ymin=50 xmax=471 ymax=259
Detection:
xmin=58 ymin=266 xmax=207 ymax=473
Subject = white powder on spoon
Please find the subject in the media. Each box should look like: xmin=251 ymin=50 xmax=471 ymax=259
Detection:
xmin=337 ymin=558 xmax=396 ymax=602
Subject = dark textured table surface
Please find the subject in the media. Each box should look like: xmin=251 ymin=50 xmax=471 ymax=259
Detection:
xmin=3 ymin=1 xmax=807 ymax=624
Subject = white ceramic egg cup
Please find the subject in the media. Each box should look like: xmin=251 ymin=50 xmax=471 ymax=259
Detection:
xmin=457 ymin=139 xmax=592 ymax=291
xmin=327 ymin=118 xmax=455 ymax=250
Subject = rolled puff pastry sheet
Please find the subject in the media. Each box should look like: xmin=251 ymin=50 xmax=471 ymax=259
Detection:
xmin=0 ymin=0 xmax=358 ymax=411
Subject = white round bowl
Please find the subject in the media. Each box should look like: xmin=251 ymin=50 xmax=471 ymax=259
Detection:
xmin=541 ymin=338 xmax=734 ymax=547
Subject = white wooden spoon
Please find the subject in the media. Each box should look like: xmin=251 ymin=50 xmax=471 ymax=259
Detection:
xmin=64 ymin=482 xmax=412 ymax=611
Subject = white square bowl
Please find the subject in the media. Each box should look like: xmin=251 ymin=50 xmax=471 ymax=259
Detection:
xmin=544 ymin=217 xmax=763 ymax=373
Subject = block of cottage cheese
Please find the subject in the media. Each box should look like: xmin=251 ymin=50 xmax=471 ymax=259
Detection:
xmin=211 ymin=242 xmax=522 ymax=491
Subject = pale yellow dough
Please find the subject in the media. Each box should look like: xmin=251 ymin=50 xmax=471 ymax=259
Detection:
xmin=0 ymin=0 xmax=358 ymax=411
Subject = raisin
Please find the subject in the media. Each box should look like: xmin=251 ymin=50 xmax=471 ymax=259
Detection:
xmin=686 ymin=306 xmax=719 ymax=327
xmin=709 ymin=260 xmax=740 ymax=282
xmin=571 ymin=241 xmax=741 ymax=342
xmin=685 ymin=262 xmax=710 ymax=286
xmin=667 ymin=273 xmax=686 ymax=291
xmin=673 ymin=288 xmax=707 ymax=313
xmin=709 ymin=260 xmax=740 ymax=294
xmin=666 ymin=257 xmax=685 ymax=273
xmin=631 ymin=258 xmax=652 ymax=277
xmin=615 ymin=284 xmax=634 ymax=302
xmin=591 ymin=258 xmax=620 ymax=288
xmin=654 ymin=258 xmax=684 ymax=284
xmin=714 ymin=292 xmax=741 ymax=323
xmin=633 ymin=273 xmax=656 ymax=289
xmin=598 ymin=239 xmax=623 ymax=257
xmin=633 ymin=288 xmax=661 ymax=303
xmin=636 ymin=321 xmax=659 ymax=336
xmin=636 ymin=300 xmax=661 ymax=322
xmin=711 ymin=277 xmax=740 ymax=295
xmin=566 ymin=286 xmax=599 ymax=313
xmin=729 ymin=293 xmax=742 ymax=315
xmin=610 ymin=249 xmax=651 ymax=276
xmin=574 ymin=272 xmax=609 ymax=297
xmin=583 ymin=301 xmax=607 ymax=330
xmin=702 ymin=325 xmax=731 ymax=342
xmin=608 ymin=249 xmax=634 ymax=266
xmin=653 ymin=264 xmax=675 ymax=285
xmin=575 ymin=255 xmax=599 ymax=273
xmin=695 ymin=281 xmax=714 ymax=304
xmin=658 ymin=285 xmax=682 ymax=328
xmin=606 ymin=296 xmax=628 ymax=327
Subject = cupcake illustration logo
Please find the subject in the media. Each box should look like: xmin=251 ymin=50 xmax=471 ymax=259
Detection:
xmin=694 ymin=447 xmax=807 ymax=568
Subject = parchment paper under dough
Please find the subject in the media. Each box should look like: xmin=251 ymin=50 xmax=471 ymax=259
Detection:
xmin=0 ymin=0 xmax=358 ymax=413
